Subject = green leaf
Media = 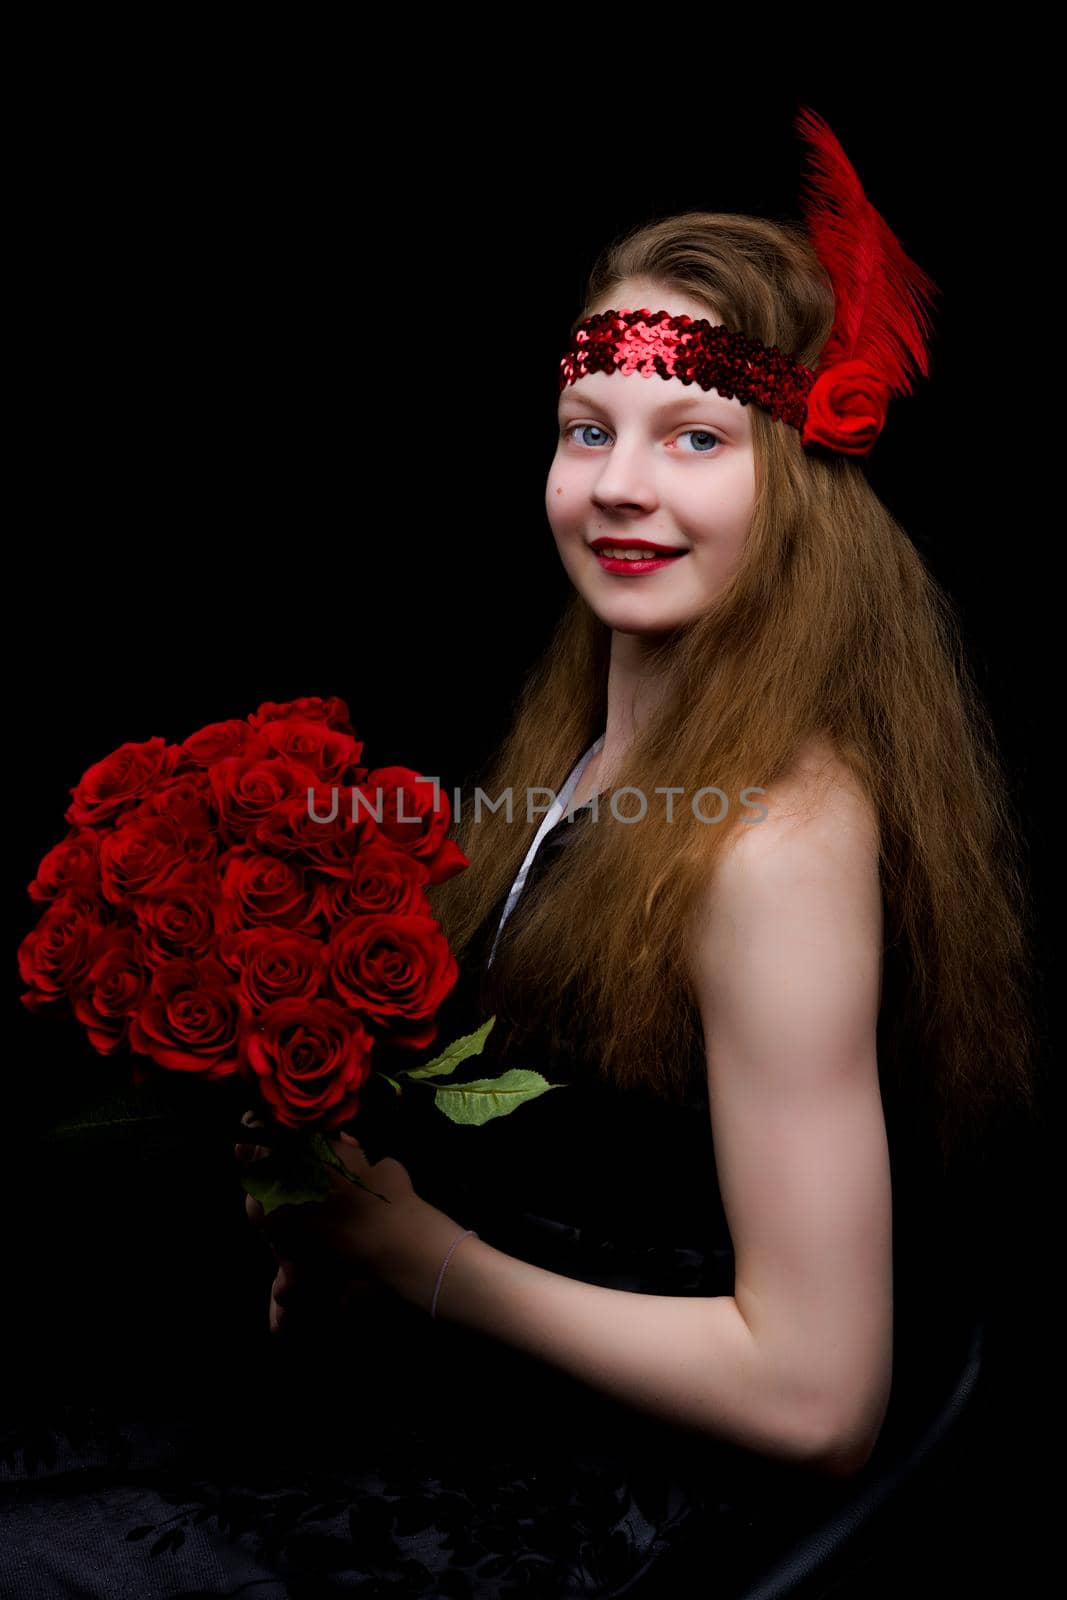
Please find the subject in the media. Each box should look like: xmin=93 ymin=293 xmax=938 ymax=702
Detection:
xmin=40 ymin=1079 xmax=177 ymax=1142
xmin=433 ymin=1067 xmax=565 ymax=1127
xmin=401 ymin=1016 xmax=497 ymax=1082
xmin=309 ymin=1133 xmax=391 ymax=1203
xmin=241 ymin=1132 xmax=395 ymax=1213
xmin=376 ymin=1073 xmax=404 ymax=1097
xmin=241 ymin=1146 xmax=330 ymax=1215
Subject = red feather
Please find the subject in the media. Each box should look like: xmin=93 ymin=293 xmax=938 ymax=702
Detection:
xmin=793 ymin=105 xmax=942 ymax=398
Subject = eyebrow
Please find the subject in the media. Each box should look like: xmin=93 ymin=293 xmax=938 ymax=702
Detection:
xmin=558 ymin=389 xmax=741 ymax=423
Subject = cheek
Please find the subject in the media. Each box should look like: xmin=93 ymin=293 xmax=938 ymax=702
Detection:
xmin=545 ymin=466 xmax=581 ymax=527
xmin=546 ymin=456 xmax=570 ymax=494
xmin=691 ymin=464 xmax=755 ymax=539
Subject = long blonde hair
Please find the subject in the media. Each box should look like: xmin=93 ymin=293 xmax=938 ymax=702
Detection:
xmin=428 ymin=211 xmax=1039 ymax=1176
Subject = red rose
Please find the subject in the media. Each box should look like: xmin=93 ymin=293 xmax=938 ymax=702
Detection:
xmin=132 ymin=772 xmax=216 ymax=834
xmin=128 ymin=956 xmax=251 ymax=1078
xmin=66 ymin=738 xmax=184 ymax=828
xmin=23 ymin=695 xmax=476 ymax=1134
xmin=801 ymin=360 xmax=890 ymax=456
xmin=132 ymin=866 xmax=223 ymax=970
xmin=18 ymin=891 xmax=104 ymax=1011
xmin=361 ymin=767 xmax=469 ymax=885
xmin=241 ymin=997 xmax=374 ymax=1129
xmin=208 ymin=754 xmax=318 ymax=843
xmin=313 ymin=839 xmax=431 ymax=928
xmin=251 ymin=785 xmax=376 ymax=879
xmin=216 ymin=848 xmax=318 ymax=934
xmin=326 ymin=912 xmax=458 ymax=1050
xmin=28 ymin=829 xmax=101 ymax=903
xmin=182 ymin=719 xmax=258 ymax=765
xmin=72 ymin=928 xmax=149 ymax=1053
xmin=217 ymin=926 xmax=327 ymax=1010
xmin=249 ymin=717 xmax=365 ymax=786
xmin=98 ymin=816 xmax=214 ymax=904
xmin=248 ymin=696 xmax=356 ymax=736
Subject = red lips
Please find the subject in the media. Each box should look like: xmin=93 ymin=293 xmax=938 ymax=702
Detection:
xmin=589 ymin=538 xmax=686 ymax=554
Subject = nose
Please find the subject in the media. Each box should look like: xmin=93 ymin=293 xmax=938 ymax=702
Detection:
xmin=591 ymin=442 xmax=658 ymax=514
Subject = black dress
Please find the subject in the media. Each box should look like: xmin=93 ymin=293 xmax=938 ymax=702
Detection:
xmin=0 ymin=768 xmax=911 ymax=1598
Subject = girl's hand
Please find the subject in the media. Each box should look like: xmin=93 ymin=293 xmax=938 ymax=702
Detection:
xmin=267 ymin=1253 xmax=389 ymax=1340
xmin=235 ymin=1111 xmax=431 ymax=1307
xmin=234 ymin=1115 xmax=388 ymax=1340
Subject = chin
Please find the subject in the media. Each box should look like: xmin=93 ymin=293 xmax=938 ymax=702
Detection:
xmin=587 ymin=602 xmax=689 ymax=635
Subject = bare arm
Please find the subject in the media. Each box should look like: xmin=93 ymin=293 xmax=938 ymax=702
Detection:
xmin=381 ymin=770 xmax=893 ymax=1478
xmin=684 ymin=765 xmax=894 ymax=1471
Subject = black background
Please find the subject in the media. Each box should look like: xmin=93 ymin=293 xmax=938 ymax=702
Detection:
xmin=8 ymin=58 xmax=1056 ymax=1594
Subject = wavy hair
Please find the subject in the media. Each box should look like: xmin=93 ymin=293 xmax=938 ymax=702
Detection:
xmin=428 ymin=211 xmax=1040 ymax=1177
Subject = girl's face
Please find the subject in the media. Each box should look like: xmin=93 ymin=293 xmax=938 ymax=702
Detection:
xmin=546 ymin=282 xmax=757 ymax=635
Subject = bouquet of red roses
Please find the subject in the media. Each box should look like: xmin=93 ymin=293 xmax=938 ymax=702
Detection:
xmin=18 ymin=695 xmax=553 ymax=1213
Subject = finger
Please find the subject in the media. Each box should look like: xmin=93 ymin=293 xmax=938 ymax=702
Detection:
xmin=272 ymin=1260 xmax=297 ymax=1306
xmin=236 ymin=1138 xmax=270 ymax=1163
xmin=330 ymin=1131 xmax=369 ymax=1175
xmin=236 ymin=1109 xmax=269 ymax=1164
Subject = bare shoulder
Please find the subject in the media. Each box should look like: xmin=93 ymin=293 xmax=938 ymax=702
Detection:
xmin=686 ymin=733 xmax=883 ymax=1016
xmin=747 ymin=733 xmax=878 ymax=855
xmin=702 ymin=735 xmax=877 ymax=901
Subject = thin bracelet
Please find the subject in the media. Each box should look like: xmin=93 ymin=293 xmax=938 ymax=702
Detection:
xmin=430 ymin=1228 xmax=478 ymax=1320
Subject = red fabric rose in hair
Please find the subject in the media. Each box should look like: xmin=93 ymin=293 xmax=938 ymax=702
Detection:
xmin=801 ymin=360 xmax=890 ymax=456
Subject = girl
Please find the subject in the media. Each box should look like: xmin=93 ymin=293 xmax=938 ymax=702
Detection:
xmin=237 ymin=108 xmax=1037 ymax=1597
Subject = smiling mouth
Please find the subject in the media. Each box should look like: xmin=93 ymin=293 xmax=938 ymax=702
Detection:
xmin=591 ymin=545 xmax=688 ymax=561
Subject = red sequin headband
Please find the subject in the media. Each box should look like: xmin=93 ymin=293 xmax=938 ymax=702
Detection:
xmin=558 ymin=106 xmax=941 ymax=459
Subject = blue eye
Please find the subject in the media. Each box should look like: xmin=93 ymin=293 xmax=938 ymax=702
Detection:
xmin=677 ymin=430 xmax=722 ymax=454
xmin=564 ymin=424 xmax=612 ymax=448
xmin=561 ymin=424 xmax=722 ymax=453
